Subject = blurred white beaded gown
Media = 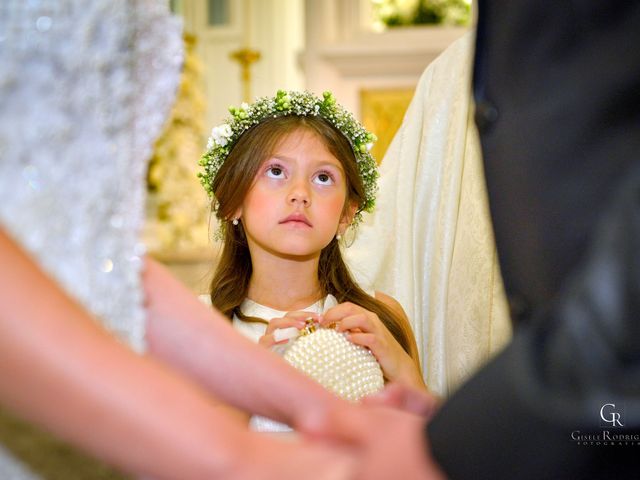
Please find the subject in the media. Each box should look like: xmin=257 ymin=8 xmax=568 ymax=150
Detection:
xmin=0 ymin=0 xmax=182 ymax=477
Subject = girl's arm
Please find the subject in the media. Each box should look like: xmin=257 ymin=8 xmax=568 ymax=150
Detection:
xmin=375 ymin=291 xmax=425 ymax=384
xmin=0 ymin=230 xmax=351 ymax=480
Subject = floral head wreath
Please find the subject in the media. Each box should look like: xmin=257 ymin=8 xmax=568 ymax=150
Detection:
xmin=198 ymin=90 xmax=379 ymax=226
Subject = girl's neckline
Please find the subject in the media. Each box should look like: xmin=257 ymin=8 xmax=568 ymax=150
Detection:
xmin=239 ymin=294 xmax=337 ymax=318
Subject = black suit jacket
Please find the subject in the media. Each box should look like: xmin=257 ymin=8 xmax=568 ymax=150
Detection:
xmin=428 ymin=1 xmax=640 ymax=478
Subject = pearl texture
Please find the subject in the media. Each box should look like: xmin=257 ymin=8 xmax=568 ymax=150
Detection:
xmin=284 ymin=328 xmax=384 ymax=402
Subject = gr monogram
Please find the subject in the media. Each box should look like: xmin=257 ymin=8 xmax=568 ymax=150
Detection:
xmin=600 ymin=403 xmax=624 ymax=427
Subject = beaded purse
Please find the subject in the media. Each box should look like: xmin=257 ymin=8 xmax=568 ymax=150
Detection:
xmin=283 ymin=319 xmax=384 ymax=402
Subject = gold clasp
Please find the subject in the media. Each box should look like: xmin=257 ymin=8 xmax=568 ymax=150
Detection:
xmin=300 ymin=316 xmax=317 ymax=336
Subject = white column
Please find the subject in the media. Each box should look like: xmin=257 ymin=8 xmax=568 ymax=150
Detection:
xmin=251 ymin=0 xmax=305 ymax=99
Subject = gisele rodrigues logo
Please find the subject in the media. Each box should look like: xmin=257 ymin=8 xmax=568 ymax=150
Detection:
xmin=571 ymin=403 xmax=640 ymax=446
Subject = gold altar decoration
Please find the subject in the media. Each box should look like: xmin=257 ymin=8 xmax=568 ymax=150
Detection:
xmin=361 ymin=88 xmax=415 ymax=162
xmin=230 ymin=0 xmax=261 ymax=103
xmin=145 ymin=33 xmax=210 ymax=255
xmin=230 ymin=47 xmax=261 ymax=103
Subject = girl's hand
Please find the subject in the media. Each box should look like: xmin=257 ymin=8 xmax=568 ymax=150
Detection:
xmin=320 ymin=302 xmax=425 ymax=389
xmin=258 ymin=311 xmax=320 ymax=348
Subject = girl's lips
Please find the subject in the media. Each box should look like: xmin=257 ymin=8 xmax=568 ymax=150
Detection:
xmin=279 ymin=213 xmax=312 ymax=227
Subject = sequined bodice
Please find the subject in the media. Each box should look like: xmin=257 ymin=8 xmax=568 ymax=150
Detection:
xmin=0 ymin=0 xmax=182 ymax=351
xmin=0 ymin=1 xmax=182 ymax=477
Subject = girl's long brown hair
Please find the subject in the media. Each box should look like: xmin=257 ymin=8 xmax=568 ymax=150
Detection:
xmin=209 ymin=115 xmax=419 ymax=361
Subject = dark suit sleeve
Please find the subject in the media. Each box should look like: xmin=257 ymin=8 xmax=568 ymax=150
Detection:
xmin=427 ymin=164 xmax=640 ymax=479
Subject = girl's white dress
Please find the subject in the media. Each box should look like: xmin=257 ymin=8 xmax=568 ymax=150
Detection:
xmin=0 ymin=1 xmax=182 ymax=477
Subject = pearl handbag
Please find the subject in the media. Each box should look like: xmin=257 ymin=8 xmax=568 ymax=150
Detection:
xmin=282 ymin=319 xmax=384 ymax=402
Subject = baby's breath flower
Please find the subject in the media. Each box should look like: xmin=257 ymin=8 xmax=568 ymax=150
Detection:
xmin=210 ymin=124 xmax=233 ymax=147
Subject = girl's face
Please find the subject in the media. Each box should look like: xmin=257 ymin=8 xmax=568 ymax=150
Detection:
xmin=236 ymin=128 xmax=353 ymax=259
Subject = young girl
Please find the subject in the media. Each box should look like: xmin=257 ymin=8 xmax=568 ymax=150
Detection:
xmin=199 ymin=90 xmax=426 ymax=398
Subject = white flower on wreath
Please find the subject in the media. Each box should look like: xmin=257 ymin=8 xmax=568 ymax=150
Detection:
xmin=209 ymin=123 xmax=233 ymax=148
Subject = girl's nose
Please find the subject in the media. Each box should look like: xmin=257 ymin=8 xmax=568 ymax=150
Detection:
xmin=287 ymin=181 xmax=311 ymax=206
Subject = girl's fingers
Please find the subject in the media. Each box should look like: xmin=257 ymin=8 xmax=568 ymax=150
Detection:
xmin=333 ymin=313 xmax=372 ymax=333
xmin=321 ymin=302 xmax=360 ymax=323
xmin=265 ymin=310 xmax=320 ymax=334
xmin=258 ymin=333 xmax=278 ymax=348
xmin=259 ymin=327 xmax=301 ymax=348
xmin=345 ymin=332 xmax=378 ymax=352
xmin=264 ymin=316 xmax=306 ymax=335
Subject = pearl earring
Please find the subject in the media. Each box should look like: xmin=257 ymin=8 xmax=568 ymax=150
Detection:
xmin=336 ymin=232 xmax=342 ymax=240
xmin=232 ymin=218 xmax=239 ymax=226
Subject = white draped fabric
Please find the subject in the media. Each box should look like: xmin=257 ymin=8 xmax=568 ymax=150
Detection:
xmin=344 ymin=32 xmax=512 ymax=397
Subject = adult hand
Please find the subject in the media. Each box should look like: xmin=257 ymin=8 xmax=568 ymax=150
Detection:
xmin=301 ymin=403 xmax=446 ymax=480
xmin=320 ymin=302 xmax=424 ymax=388
xmin=258 ymin=311 xmax=320 ymax=348
xmin=232 ymin=432 xmax=356 ymax=480
xmin=363 ymin=382 xmax=441 ymax=421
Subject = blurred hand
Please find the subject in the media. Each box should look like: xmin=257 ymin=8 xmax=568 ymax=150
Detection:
xmin=363 ymin=383 xmax=442 ymax=421
xmin=232 ymin=432 xmax=356 ymax=480
xmin=301 ymin=403 xmax=446 ymax=480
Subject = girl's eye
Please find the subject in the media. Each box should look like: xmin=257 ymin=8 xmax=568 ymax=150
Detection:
xmin=266 ymin=165 xmax=285 ymax=178
xmin=314 ymin=172 xmax=335 ymax=185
